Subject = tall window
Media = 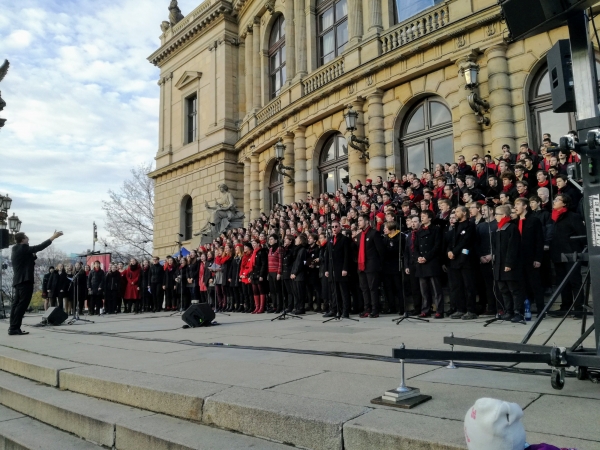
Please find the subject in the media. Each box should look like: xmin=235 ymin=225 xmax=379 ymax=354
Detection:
xmin=269 ymin=165 xmax=284 ymax=209
xmin=319 ymin=134 xmax=349 ymax=193
xmin=185 ymin=94 xmax=197 ymax=144
xmin=529 ymin=66 xmax=576 ymax=149
xmin=400 ymin=98 xmax=453 ymax=174
xmin=394 ymin=0 xmax=444 ymax=23
xmin=269 ymin=15 xmax=286 ymax=99
xmin=181 ymin=196 xmax=193 ymax=241
xmin=317 ymin=0 xmax=348 ymax=66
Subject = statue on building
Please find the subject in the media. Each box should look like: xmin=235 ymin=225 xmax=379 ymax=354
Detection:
xmin=169 ymin=0 xmax=185 ymax=26
xmin=0 ymin=59 xmax=9 ymax=130
xmin=195 ymin=184 xmax=245 ymax=243
xmin=160 ymin=21 xmax=171 ymax=33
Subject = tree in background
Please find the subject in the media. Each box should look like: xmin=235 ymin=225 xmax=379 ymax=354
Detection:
xmin=101 ymin=163 xmax=154 ymax=262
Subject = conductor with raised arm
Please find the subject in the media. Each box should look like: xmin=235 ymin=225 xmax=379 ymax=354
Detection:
xmin=9 ymin=230 xmax=63 ymax=335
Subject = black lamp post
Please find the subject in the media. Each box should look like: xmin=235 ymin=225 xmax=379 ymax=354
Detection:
xmin=274 ymin=138 xmax=294 ymax=183
xmin=344 ymin=105 xmax=370 ymax=160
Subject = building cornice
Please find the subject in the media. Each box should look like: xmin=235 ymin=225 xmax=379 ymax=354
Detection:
xmin=148 ymin=0 xmax=233 ymax=67
xmin=149 ymin=144 xmax=238 ymax=179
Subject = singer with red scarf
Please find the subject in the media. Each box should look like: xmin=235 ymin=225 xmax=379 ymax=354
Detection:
xmin=549 ymin=194 xmax=586 ymax=317
xmin=122 ymin=258 xmax=141 ymax=313
xmin=492 ymin=205 xmax=524 ymax=323
xmin=357 ymin=213 xmax=385 ymax=318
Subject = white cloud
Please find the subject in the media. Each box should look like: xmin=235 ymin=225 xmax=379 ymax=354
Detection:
xmin=0 ymin=0 xmax=201 ymax=254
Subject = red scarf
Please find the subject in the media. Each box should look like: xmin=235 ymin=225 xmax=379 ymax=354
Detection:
xmin=476 ymin=171 xmax=485 ymax=179
xmin=164 ymin=263 xmax=173 ymax=272
xmin=538 ymin=180 xmax=548 ymax=188
xmin=518 ymin=218 xmax=524 ymax=235
xmin=410 ymin=230 xmax=417 ymax=253
xmin=358 ymin=227 xmax=370 ymax=271
xmin=552 ymin=207 xmax=568 ymax=222
xmin=519 ymin=190 xmax=528 ymax=198
xmin=497 ymin=216 xmax=511 ymax=229
xmin=502 ymin=183 xmax=513 ymax=193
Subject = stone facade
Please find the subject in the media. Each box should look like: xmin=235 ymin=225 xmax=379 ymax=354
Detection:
xmin=147 ymin=0 xmax=582 ymax=257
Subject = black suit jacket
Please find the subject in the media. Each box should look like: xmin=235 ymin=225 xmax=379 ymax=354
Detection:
xmin=11 ymin=240 xmax=52 ymax=286
xmin=518 ymin=214 xmax=544 ymax=265
xmin=445 ymin=219 xmax=476 ymax=269
xmin=323 ymin=233 xmax=350 ymax=279
xmin=358 ymin=227 xmax=384 ymax=273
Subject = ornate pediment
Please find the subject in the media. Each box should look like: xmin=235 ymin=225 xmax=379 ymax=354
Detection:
xmin=174 ymin=71 xmax=202 ymax=90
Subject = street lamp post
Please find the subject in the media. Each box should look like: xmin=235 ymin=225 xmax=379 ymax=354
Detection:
xmin=0 ymin=194 xmax=22 ymax=319
xmin=344 ymin=105 xmax=370 ymax=160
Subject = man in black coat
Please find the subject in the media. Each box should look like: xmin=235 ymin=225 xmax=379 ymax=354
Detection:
xmin=87 ymin=260 xmax=106 ymax=315
xmin=473 ymin=203 xmax=498 ymax=315
xmin=556 ymin=175 xmax=582 ymax=212
xmin=41 ymin=266 xmax=54 ymax=311
xmin=149 ymin=256 xmax=164 ymax=312
xmin=514 ymin=198 xmax=545 ymax=316
xmin=357 ymin=213 xmax=385 ymax=318
xmin=323 ymin=220 xmax=351 ymax=318
xmin=382 ymin=221 xmax=404 ymax=315
xmin=549 ymin=194 xmax=586 ymax=316
xmin=414 ymin=210 xmax=444 ymax=317
xmin=404 ymin=215 xmax=422 ymax=314
xmin=492 ymin=205 xmax=525 ymax=322
xmin=529 ymin=195 xmax=554 ymax=292
xmin=447 ymin=206 xmax=478 ymax=320
xmin=9 ymin=230 xmax=63 ymax=335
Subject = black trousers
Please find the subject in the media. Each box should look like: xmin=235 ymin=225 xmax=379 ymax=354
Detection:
xmin=522 ymin=264 xmax=545 ymax=312
xmin=540 ymin=249 xmax=552 ymax=289
xmin=89 ymin=294 xmax=103 ymax=315
xmin=104 ymin=290 xmax=119 ymax=314
xmin=497 ymin=279 xmax=524 ymax=314
xmin=306 ymin=270 xmax=321 ymax=308
xmin=10 ymin=282 xmax=34 ymax=332
xmin=150 ymin=283 xmax=163 ymax=311
xmin=328 ymin=278 xmax=350 ymax=314
xmin=554 ymin=262 xmax=583 ymax=310
xmin=348 ymin=269 xmax=362 ymax=313
xmin=231 ymin=286 xmax=242 ymax=307
xmin=418 ymin=276 xmax=444 ymax=314
xmin=447 ymin=267 xmax=476 ymax=313
xmin=321 ymin=276 xmax=330 ymax=311
xmin=358 ymin=271 xmax=381 ymax=313
xmin=282 ymin=279 xmax=294 ymax=310
xmin=407 ymin=266 xmax=421 ymax=311
xmin=242 ymin=283 xmax=253 ymax=309
xmin=268 ymin=273 xmax=283 ymax=310
xmin=382 ymin=273 xmax=404 ymax=314
xmin=479 ymin=262 xmax=498 ymax=311
xmin=293 ymin=280 xmax=307 ymax=311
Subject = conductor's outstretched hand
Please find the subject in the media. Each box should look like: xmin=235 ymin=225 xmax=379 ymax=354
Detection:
xmin=51 ymin=231 xmax=64 ymax=241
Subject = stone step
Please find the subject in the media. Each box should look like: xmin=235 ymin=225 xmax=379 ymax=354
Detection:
xmin=0 ymin=370 xmax=293 ymax=450
xmin=0 ymin=404 xmax=103 ymax=450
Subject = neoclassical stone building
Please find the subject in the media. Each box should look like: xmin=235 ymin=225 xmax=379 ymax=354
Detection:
xmin=148 ymin=0 xmax=583 ymax=255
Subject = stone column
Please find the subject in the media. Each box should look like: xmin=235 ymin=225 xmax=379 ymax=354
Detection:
xmin=252 ymin=19 xmax=262 ymax=110
xmin=293 ymin=126 xmax=308 ymax=201
xmin=368 ymin=0 xmax=383 ymax=34
xmin=347 ymin=99 xmax=367 ymax=183
xmin=485 ymin=44 xmax=516 ymax=154
xmin=250 ymin=153 xmax=260 ymax=219
xmin=245 ymin=29 xmax=254 ymax=115
xmin=164 ymin=72 xmax=173 ymax=154
xmin=366 ymin=90 xmax=386 ymax=180
xmin=244 ymin=158 xmax=251 ymax=218
xmin=457 ymin=57 xmax=484 ymax=158
xmin=285 ymin=0 xmax=296 ymax=83
xmin=295 ymin=0 xmax=307 ymax=78
xmin=348 ymin=0 xmax=364 ymax=45
xmin=282 ymin=133 xmax=295 ymax=204
xmin=158 ymin=77 xmax=165 ymax=152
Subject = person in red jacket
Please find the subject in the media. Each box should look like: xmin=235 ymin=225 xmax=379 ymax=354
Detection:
xmin=238 ymin=242 xmax=254 ymax=312
xmin=122 ymin=258 xmax=141 ymax=313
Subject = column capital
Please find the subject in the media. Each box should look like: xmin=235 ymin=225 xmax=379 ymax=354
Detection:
xmin=365 ymin=88 xmax=384 ymax=102
xmin=454 ymin=50 xmax=481 ymax=68
xmin=282 ymin=132 xmax=295 ymax=143
xmin=484 ymin=43 xmax=508 ymax=58
xmin=293 ymin=125 xmax=306 ymax=135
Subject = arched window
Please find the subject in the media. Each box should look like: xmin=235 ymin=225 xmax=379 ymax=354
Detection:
xmin=319 ymin=134 xmax=349 ymax=193
xmin=317 ymin=0 xmax=348 ymax=66
xmin=529 ymin=65 xmax=576 ymax=149
xmin=181 ymin=196 xmax=193 ymax=241
xmin=269 ymin=165 xmax=284 ymax=209
xmin=400 ymin=98 xmax=453 ymax=174
xmin=269 ymin=15 xmax=286 ymax=99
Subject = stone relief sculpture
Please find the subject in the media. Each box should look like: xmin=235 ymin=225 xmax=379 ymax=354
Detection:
xmin=169 ymin=0 xmax=185 ymax=26
xmin=0 ymin=59 xmax=9 ymax=130
xmin=195 ymin=184 xmax=245 ymax=243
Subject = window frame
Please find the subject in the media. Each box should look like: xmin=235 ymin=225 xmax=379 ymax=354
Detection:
xmin=317 ymin=0 xmax=348 ymax=67
xmin=185 ymin=93 xmax=198 ymax=144
xmin=268 ymin=14 xmax=286 ymax=99
xmin=393 ymin=0 xmax=445 ymax=25
xmin=181 ymin=196 xmax=193 ymax=241
xmin=400 ymin=98 xmax=453 ymax=174
xmin=318 ymin=133 xmax=349 ymax=193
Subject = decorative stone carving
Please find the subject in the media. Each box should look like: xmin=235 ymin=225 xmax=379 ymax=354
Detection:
xmin=265 ymin=0 xmax=275 ymax=14
xmin=456 ymin=35 xmax=467 ymax=48
xmin=0 ymin=59 xmax=9 ymax=130
xmin=196 ymin=184 xmax=245 ymax=243
xmin=169 ymin=0 xmax=185 ymax=26
xmin=366 ymin=74 xmax=374 ymax=86
xmin=160 ymin=21 xmax=171 ymax=33
xmin=486 ymin=23 xmax=496 ymax=37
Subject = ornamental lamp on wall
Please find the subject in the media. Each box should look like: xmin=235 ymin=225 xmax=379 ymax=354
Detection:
xmin=0 ymin=193 xmax=12 ymax=211
xmin=459 ymin=59 xmax=490 ymax=126
xmin=274 ymin=138 xmax=294 ymax=184
xmin=7 ymin=213 xmax=20 ymax=232
xmin=344 ymin=105 xmax=370 ymax=160
xmin=344 ymin=105 xmax=359 ymax=131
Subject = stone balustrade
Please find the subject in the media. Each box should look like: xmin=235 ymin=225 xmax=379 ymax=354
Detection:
xmin=302 ymin=58 xmax=345 ymax=96
xmin=380 ymin=4 xmax=450 ymax=54
xmin=256 ymin=97 xmax=282 ymax=125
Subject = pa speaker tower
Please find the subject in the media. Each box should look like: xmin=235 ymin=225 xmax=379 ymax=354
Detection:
xmin=547 ymin=39 xmax=576 ymax=113
xmin=182 ymin=303 xmax=215 ymax=328
xmin=43 ymin=307 xmax=68 ymax=325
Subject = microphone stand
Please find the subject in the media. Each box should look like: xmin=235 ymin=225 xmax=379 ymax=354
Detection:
xmin=481 ymin=212 xmax=509 ymax=327
xmin=67 ymin=269 xmax=94 ymax=325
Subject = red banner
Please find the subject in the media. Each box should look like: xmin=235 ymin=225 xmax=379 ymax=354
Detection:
xmin=86 ymin=253 xmax=111 ymax=271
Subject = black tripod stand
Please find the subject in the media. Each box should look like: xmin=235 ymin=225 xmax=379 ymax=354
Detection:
xmin=394 ymin=228 xmax=428 ymax=325
xmin=323 ymin=223 xmax=358 ymax=323
xmin=67 ymin=269 xmax=94 ymax=325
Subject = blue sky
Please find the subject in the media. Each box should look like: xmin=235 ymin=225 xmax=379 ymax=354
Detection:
xmin=0 ymin=0 xmax=198 ymax=253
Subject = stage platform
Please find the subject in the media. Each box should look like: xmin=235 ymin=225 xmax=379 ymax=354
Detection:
xmin=0 ymin=310 xmax=597 ymax=450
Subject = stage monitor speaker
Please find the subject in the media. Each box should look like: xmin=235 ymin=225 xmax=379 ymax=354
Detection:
xmin=43 ymin=307 xmax=68 ymax=325
xmin=182 ymin=303 xmax=215 ymax=328
xmin=499 ymin=0 xmax=596 ymax=42
xmin=547 ymin=39 xmax=576 ymax=113
xmin=0 ymin=229 xmax=8 ymax=249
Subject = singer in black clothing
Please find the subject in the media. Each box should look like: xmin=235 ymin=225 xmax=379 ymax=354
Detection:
xmin=357 ymin=214 xmax=385 ymax=318
xmin=323 ymin=220 xmax=351 ymax=318
xmin=149 ymin=256 xmax=164 ymax=312
xmin=382 ymin=221 xmax=404 ymax=315
xmin=9 ymin=231 xmax=63 ymax=335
